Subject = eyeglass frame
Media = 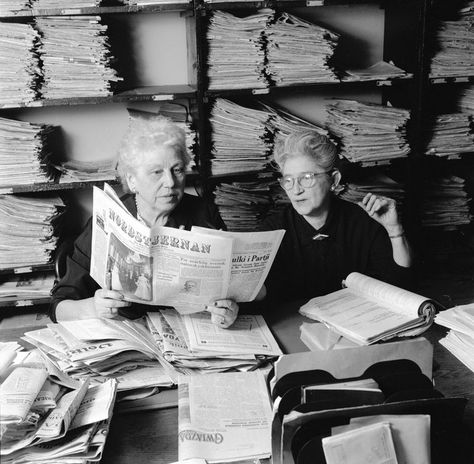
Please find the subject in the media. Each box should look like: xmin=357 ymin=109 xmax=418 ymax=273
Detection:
xmin=278 ymin=170 xmax=334 ymax=191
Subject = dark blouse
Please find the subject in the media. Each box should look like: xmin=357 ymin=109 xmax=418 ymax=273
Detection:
xmin=262 ymin=197 xmax=412 ymax=303
xmin=49 ymin=193 xmax=226 ymax=322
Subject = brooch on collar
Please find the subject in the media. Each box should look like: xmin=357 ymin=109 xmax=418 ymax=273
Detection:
xmin=312 ymin=233 xmax=329 ymax=241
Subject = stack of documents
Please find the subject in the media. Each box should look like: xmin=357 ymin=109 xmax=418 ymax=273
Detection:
xmin=207 ymin=10 xmax=272 ymax=90
xmin=342 ymin=60 xmax=412 ymax=82
xmin=459 ymin=86 xmax=474 ymax=113
xmin=0 ymin=0 xmax=31 ymax=15
xmin=33 ymin=0 xmax=100 ymax=6
xmin=0 ymin=272 xmax=56 ymax=306
xmin=0 ymin=346 xmax=117 ymax=464
xmin=0 ymin=116 xmax=58 ymax=189
xmin=436 ymin=303 xmax=474 ymax=372
xmin=210 ymin=98 xmax=273 ymax=175
xmin=338 ymin=172 xmax=405 ymax=208
xmin=421 ymin=175 xmax=472 ymax=228
xmin=56 ymin=158 xmax=117 ymax=183
xmin=266 ymin=12 xmax=339 ymax=86
xmin=425 ymin=113 xmax=474 ymax=158
xmin=0 ymin=22 xmax=40 ymax=106
xmin=36 ymin=16 xmax=122 ymax=99
xmin=327 ymin=99 xmax=411 ymax=165
xmin=430 ymin=19 xmax=474 ymax=78
xmin=0 ymin=194 xmax=64 ymax=269
xmin=214 ymin=178 xmax=274 ymax=231
xmin=147 ymin=310 xmax=282 ymax=375
xmin=22 ymin=318 xmax=175 ymax=400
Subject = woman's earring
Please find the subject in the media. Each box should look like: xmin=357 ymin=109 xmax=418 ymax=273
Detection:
xmin=330 ymin=185 xmax=335 ymax=192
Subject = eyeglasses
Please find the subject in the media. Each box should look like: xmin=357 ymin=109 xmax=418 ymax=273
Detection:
xmin=278 ymin=171 xmax=332 ymax=191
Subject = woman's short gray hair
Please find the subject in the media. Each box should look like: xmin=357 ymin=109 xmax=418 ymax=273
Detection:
xmin=117 ymin=115 xmax=190 ymax=189
xmin=273 ymin=130 xmax=339 ymax=172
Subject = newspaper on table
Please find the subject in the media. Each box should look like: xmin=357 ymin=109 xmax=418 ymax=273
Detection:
xmin=91 ymin=183 xmax=284 ymax=314
xmin=178 ymin=371 xmax=272 ymax=463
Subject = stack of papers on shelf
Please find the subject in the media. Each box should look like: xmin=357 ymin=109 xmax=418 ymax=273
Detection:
xmin=421 ymin=175 xmax=472 ymax=229
xmin=0 ymin=272 xmax=56 ymax=306
xmin=147 ymin=310 xmax=282 ymax=376
xmin=0 ymin=194 xmax=64 ymax=270
xmin=342 ymin=60 xmax=412 ymax=82
xmin=425 ymin=113 xmax=474 ymax=158
xmin=327 ymin=99 xmax=411 ymax=165
xmin=0 ymin=0 xmax=31 ymax=15
xmin=266 ymin=12 xmax=339 ymax=86
xmin=22 ymin=318 xmax=175 ymax=400
xmin=458 ymin=86 xmax=474 ymax=113
xmin=430 ymin=19 xmax=474 ymax=78
xmin=178 ymin=371 xmax=272 ymax=463
xmin=207 ymin=10 xmax=272 ymax=90
xmin=338 ymin=172 xmax=405 ymax=207
xmin=0 ymin=22 xmax=40 ymax=106
xmin=32 ymin=0 xmax=101 ymax=7
xmin=214 ymin=177 xmax=274 ymax=231
xmin=210 ymin=98 xmax=273 ymax=175
xmin=0 ymin=116 xmax=58 ymax=188
xmin=35 ymin=16 xmax=122 ymax=99
xmin=436 ymin=304 xmax=474 ymax=372
xmin=56 ymin=158 xmax=117 ymax=183
xmin=0 ymin=347 xmax=117 ymax=464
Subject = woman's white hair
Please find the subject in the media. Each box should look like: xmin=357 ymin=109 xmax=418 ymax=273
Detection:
xmin=117 ymin=115 xmax=190 ymax=190
xmin=273 ymin=130 xmax=338 ymax=172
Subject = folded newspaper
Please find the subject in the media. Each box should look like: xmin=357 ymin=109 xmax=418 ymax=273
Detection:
xmin=91 ymin=184 xmax=284 ymax=313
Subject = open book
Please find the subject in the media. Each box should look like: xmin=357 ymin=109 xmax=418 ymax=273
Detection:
xmin=90 ymin=184 xmax=284 ymax=313
xmin=299 ymin=272 xmax=436 ymax=345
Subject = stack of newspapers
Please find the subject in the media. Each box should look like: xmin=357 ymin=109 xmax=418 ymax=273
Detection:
xmin=421 ymin=175 xmax=472 ymax=228
xmin=0 ymin=272 xmax=56 ymax=307
xmin=459 ymin=86 xmax=474 ymax=113
xmin=207 ymin=10 xmax=272 ymax=90
xmin=436 ymin=303 xmax=474 ymax=372
xmin=0 ymin=344 xmax=117 ymax=463
xmin=0 ymin=116 xmax=58 ymax=189
xmin=0 ymin=195 xmax=64 ymax=270
xmin=214 ymin=177 xmax=274 ymax=231
xmin=266 ymin=12 xmax=339 ymax=86
xmin=342 ymin=60 xmax=412 ymax=82
xmin=35 ymin=16 xmax=122 ymax=99
xmin=0 ymin=0 xmax=31 ymax=15
xmin=338 ymin=172 xmax=405 ymax=208
xmin=425 ymin=113 xmax=474 ymax=158
xmin=56 ymin=158 xmax=118 ymax=183
xmin=33 ymin=0 xmax=101 ymax=7
xmin=0 ymin=22 xmax=40 ymax=106
xmin=147 ymin=310 xmax=282 ymax=375
xmin=22 ymin=318 xmax=175 ymax=401
xmin=327 ymin=100 xmax=411 ymax=165
xmin=210 ymin=98 xmax=273 ymax=175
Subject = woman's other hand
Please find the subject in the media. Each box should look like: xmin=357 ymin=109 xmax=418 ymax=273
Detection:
xmin=207 ymin=299 xmax=239 ymax=328
xmin=359 ymin=193 xmax=403 ymax=236
xmin=93 ymin=289 xmax=131 ymax=319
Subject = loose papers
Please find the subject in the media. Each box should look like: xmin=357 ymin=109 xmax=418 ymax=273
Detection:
xmin=342 ymin=60 xmax=412 ymax=82
xmin=178 ymin=371 xmax=272 ymax=463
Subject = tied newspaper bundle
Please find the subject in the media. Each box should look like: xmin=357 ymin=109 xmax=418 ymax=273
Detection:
xmin=91 ymin=183 xmax=284 ymax=313
xmin=0 ymin=342 xmax=117 ymax=464
xmin=147 ymin=309 xmax=282 ymax=375
xmin=22 ymin=318 xmax=174 ymax=401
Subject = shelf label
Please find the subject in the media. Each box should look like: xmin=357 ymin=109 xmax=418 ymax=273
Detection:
xmin=28 ymin=101 xmax=43 ymax=107
xmin=152 ymin=94 xmax=174 ymax=101
xmin=251 ymin=88 xmax=270 ymax=95
xmin=0 ymin=188 xmax=13 ymax=194
xmin=16 ymin=300 xmax=33 ymax=307
xmin=454 ymin=77 xmax=470 ymax=83
xmin=376 ymin=80 xmax=392 ymax=87
xmin=60 ymin=8 xmax=81 ymax=14
xmin=14 ymin=267 xmax=32 ymax=274
xmin=306 ymin=0 xmax=324 ymax=6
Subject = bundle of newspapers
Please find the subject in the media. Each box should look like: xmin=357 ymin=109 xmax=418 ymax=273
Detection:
xmin=0 ymin=272 xmax=56 ymax=307
xmin=0 ymin=0 xmax=31 ymax=15
xmin=421 ymin=175 xmax=472 ymax=228
xmin=33 ymin=0 xmax=101 ymax=7
xmin=436 ymin=302 xmax=474 ymax=373
xmin=22 ymin=318 xmax=175 ymax=400
xmin=207 ymin=10 xmax=271 ymax=90
xmin=0 ymin=194 xmax=64 ymax=270
xmin=147 ymin=309 xmax=282 ymax=375
xmin=0 ymin=22 xmax=40 ymax=105
xmin=425 ymin=113 xmax=474 ymax=158
xmin=0 ymin=343 xmax=117 ymax=464
xmin=210 ymin=98 xmax=273 ymax=175
xmin=35 ymin=16 xmax=122 ymax=99
xmin=214 ymin=176 xmax=274 ymax=231
xmin=56 ymin=158 xmax=118 ymax=183
xmin=0 ymin=116 xmax=58 ymax=189
xmin=266 ymin=12 xmax=339 ymax=86
xmin=338 ymin=172 xmax=405 ymax=208
xmin=458 ymin=86 xmax=474 ymax=113
xmin=327 ymin=100 xmax=411 ymax=165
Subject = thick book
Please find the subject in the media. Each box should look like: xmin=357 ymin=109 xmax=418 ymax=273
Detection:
xmin=299 ymin=272 xmax=436 ymax=345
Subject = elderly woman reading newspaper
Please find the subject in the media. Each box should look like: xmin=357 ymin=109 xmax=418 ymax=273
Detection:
xmin=50 ymin=116 xmax=238 ymax=327
xmin=255 ymin=129 xmax=414 ymax=304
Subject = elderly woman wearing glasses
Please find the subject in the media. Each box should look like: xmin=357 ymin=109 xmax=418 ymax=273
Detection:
xmin=258 ymin=130 xmax=413 ymax=303
xmin=51 ymin=115 xmax=238 ymax=327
